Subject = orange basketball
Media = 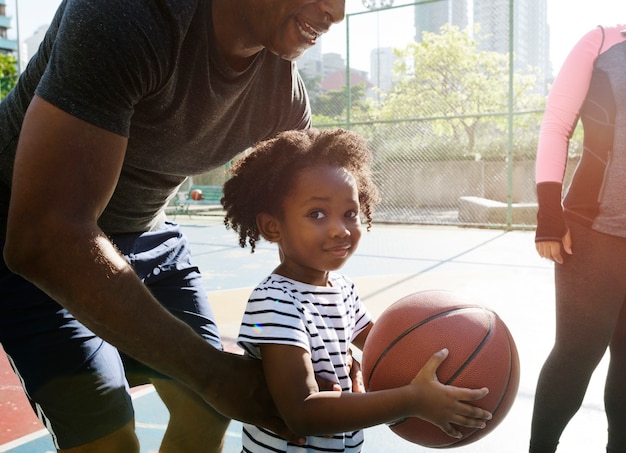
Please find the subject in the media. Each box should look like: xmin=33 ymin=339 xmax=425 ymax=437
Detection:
xmin=190 ymin=189 xmax=203 ymax=200
xmin=362 ymin=290 xmax=520 ymax=448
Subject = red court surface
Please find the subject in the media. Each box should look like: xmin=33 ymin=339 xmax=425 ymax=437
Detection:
xmin=0 ymin=346 xmax=44 ymax=446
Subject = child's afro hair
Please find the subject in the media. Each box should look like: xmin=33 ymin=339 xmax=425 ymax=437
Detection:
xmin=221 ymin=128 xmax=380 ymax=252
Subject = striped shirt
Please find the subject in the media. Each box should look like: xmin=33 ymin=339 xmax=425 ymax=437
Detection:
xmin=238 ymin=273 xmax=372 ymax=453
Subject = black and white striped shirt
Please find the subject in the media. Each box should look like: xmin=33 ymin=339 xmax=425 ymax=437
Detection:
xmin=238 ymin=273 xmax=372 ymax=452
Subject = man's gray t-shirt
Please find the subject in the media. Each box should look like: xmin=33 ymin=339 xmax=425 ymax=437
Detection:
xmin=0 ymin=0 xmax=310 ymax=234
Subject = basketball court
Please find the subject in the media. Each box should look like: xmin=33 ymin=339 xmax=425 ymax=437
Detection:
xmin=0 ymin=216 xmax=609 ymax=452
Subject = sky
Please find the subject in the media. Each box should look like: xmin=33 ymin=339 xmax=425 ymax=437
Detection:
xmin=4 ymin=0 xmax=625 ymax=74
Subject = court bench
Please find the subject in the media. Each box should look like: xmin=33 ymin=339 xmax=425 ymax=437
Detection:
xmin=172 ymin=184 xmax=224 ymax=216
xmin=458 ymin=196 xmax=537 ymax=225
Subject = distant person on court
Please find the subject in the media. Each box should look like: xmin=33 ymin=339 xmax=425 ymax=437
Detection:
xmin=0 ymin=1 xmax=351 ymax=451
xmin=531 ymin=25 xmax=626 ymax=453
xmin=221 ymin=128 xmax=493 ymax=452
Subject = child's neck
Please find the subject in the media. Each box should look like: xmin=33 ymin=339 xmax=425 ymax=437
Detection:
xmin=273 ymin=264 xmax=331 ymax=287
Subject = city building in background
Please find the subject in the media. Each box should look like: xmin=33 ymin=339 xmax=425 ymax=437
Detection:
xmin=5 ymin=0 xmax=551 ymax=97
xmin=415 ymin=0 xmax=551 ymax=85
xmin=296 ymin=0 xmax=551 ymax=102
xmin=370 ymin=46 xmax=397 ymax=95
xmin=0 ymin=0 xmax=17 ymax=55
xmin=23 ymin=23 xmax=46 ymax=61
xmin=297 ymin=41 xmax=371 ymax=99
xmin=415 ymin=0 xmax=469 ymax=35
xmin=295 ymin=39 xmax=323 ymax=82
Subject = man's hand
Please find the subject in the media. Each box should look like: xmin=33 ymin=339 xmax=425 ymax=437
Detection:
xmin=315 ymin=348 xmax=364 ymax=393
xmin=347 ymin=348 xmax=365 ymax=393
xmin=204 ymin=351 xmax=305 ymax=445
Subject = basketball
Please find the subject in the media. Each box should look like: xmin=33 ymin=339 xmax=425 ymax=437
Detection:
xmin=190 ymin=189 xmax=203 ymax=200
xmin=362 ymin=290 xmax=520 ymax=448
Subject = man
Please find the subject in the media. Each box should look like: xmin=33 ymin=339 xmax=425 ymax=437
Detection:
xmin=0 ymin=0 xmax=345 ymax=451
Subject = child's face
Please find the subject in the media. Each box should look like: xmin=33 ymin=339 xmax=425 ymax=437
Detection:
xmin=275 ymin=164 xmax=362 ymax=285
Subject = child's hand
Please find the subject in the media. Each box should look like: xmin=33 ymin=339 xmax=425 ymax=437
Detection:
xmin=409 ymin=348 xmax=492 ymax=439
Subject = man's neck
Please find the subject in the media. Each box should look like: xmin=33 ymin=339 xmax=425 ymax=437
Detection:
xmin=212 ymin=0 xmax=264 ymax=71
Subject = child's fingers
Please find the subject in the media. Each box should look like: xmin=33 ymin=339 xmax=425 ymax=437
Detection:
xmin=420 ymin=348 xmax=449 ymax=378
xmin=438 ymin=423 xmax=463 ymax=439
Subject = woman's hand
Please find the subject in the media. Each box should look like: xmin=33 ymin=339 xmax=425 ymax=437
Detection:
xmin=536 ymin=228 xmax=572 ymax=264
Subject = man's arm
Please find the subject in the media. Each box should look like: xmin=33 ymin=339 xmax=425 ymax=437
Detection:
xmin=5 ymin=95 xmax=209 ymax=383
xmin=3 ymin=96 xmax=296 ymax=441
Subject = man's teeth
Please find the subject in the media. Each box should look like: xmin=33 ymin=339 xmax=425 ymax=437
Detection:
xmin=297 ymin=22 xmax=319 ymax=40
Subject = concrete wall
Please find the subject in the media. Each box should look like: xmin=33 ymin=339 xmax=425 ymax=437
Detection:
xmin=377 ymin=158 xmax=578 ymax=208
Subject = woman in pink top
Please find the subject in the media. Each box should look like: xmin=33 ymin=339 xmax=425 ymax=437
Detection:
xmin=531 ymin=25 xmax=626 ymax=453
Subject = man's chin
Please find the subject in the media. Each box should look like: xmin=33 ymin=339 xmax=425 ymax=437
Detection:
xmin=271 ymin=46 xmax=310 ymax=62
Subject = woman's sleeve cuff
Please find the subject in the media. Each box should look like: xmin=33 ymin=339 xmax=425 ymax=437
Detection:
xmin=535 ymin=182 xmax=567 ymax=242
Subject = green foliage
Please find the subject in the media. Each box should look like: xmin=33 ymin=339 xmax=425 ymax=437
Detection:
xmin=375 ymin=24 xmax=545 ymax=161
xmin=312 ymin=113 xmax=340 ymax=127
xmin=0 ymin=53 xmax=18 ymax=100
xmin=300 ymin=72 xmax=323 ymax=103
xmin=310 ymin=22 xmax=550 ymax=163
xmin=310 ymin=82 xmax=371 ymax=121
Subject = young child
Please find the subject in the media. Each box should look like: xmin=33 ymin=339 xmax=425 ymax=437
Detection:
xmin=222 ymin=128 xmax=491 ymax=452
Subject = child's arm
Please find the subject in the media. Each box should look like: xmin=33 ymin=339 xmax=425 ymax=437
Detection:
xmin=351 ymin=322 xmax=372 ymax=351
xmin=260 ymin=343 xmax=491 ymax=438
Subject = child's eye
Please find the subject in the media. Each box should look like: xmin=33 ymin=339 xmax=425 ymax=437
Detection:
xmin=346 ymin=210 xmax=359 ymax=219
xmin=308 ymin=211 xmax=326 ymax=219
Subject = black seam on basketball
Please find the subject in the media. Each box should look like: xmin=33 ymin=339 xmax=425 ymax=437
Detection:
xmin=448 ymin=318 xmax=518 ymax=446
xmin=384 ymin=308 xmax=495 ymax=448
xmin=486 ymin=325 xmax=517 ymax=418
xmin=444 ymin=309 xmax=494 ymax=385
xmin=366 ymin=305 xmax=485 ymax=387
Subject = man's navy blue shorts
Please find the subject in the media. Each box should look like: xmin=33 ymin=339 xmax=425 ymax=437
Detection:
xmin=0 ymin=221 xmax=222 ymax=449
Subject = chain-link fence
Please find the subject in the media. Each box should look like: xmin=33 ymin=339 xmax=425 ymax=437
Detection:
xmin=303 ymin=0 xmax=581 ymax=230
xmin=2 ymin=1 xmax=581 ymax=230
xmin=188 ymin=0 xmax=583 ymax=229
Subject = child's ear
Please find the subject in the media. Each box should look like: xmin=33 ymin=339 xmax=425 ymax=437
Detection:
xmin=256 ymin=212 xmax=281 ymax=242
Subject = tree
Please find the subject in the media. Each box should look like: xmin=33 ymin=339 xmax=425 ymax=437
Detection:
xmin=299 ymin=72 xmax=323 ymax=108
xmin=311 ymin=82 xmax=372 ymax=124
xmin=380 ymin=24 xmax=544 ymax=160
xmin=0 ymin=53 xmax=18 ymax=100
